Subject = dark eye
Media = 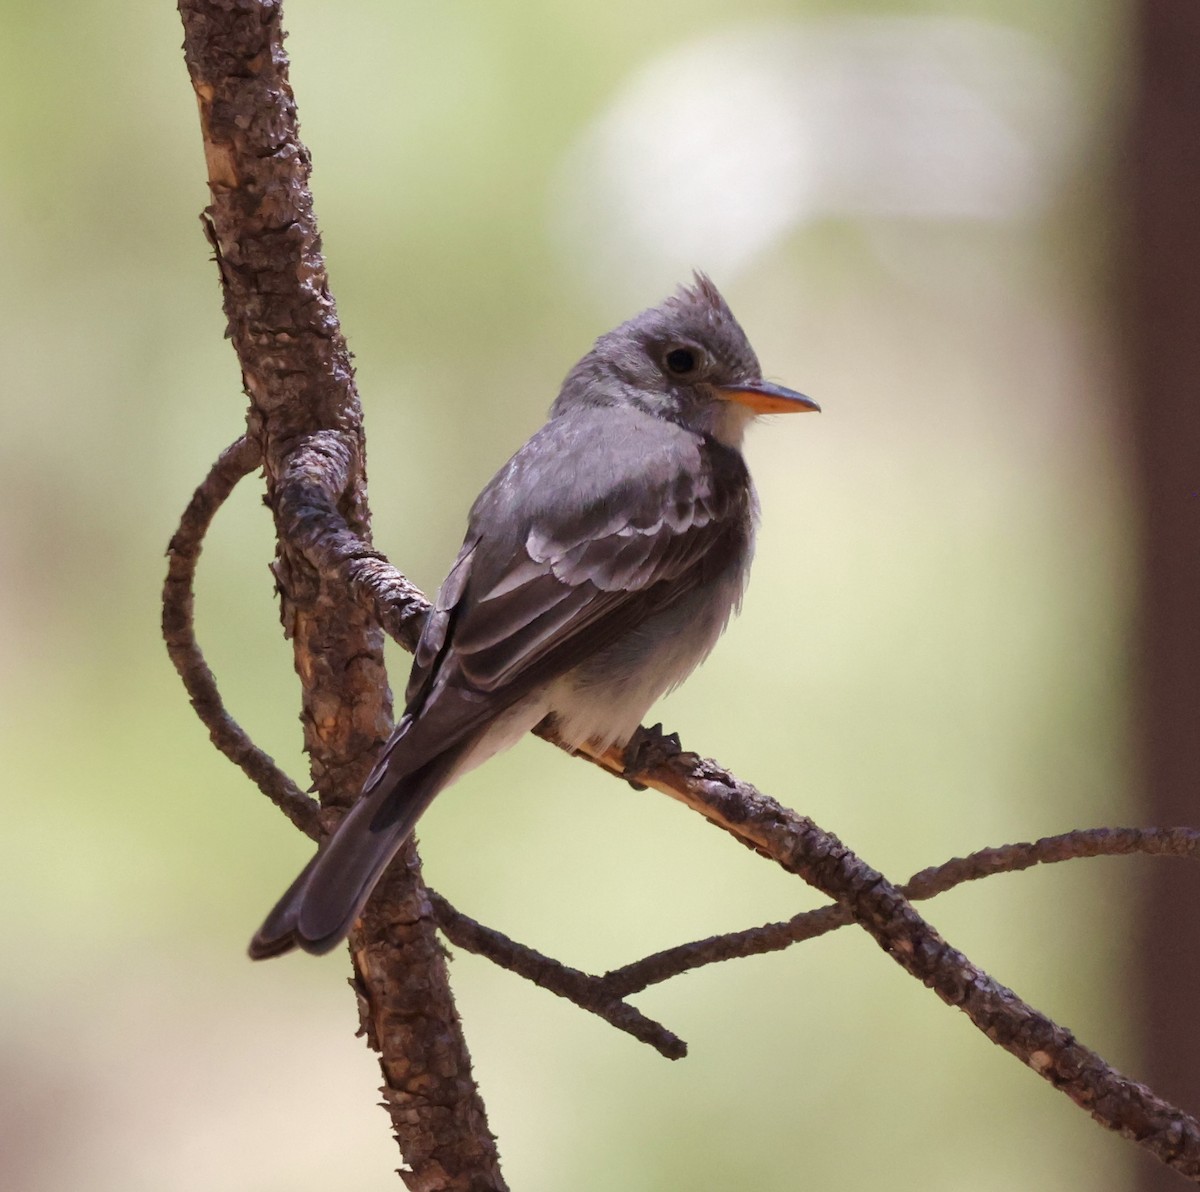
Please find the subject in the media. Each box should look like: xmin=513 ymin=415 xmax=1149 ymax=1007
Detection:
xmin=664 ymin=346 xmax=700 ymax=376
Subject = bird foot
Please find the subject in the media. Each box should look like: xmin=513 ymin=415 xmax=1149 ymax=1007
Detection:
xmin=621 ymin=723 xmax=683 ymax=790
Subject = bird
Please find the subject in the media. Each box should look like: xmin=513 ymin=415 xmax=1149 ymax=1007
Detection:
xmin=249 ymin=273 xmax=818 ymax=959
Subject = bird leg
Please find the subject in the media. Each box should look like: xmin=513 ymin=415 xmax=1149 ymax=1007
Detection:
xmin=621 ymin=723 xmax=684 ymax=790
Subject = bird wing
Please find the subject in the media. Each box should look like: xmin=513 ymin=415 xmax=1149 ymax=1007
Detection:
xmin=407 ymin=407 xmax=752 ymax=708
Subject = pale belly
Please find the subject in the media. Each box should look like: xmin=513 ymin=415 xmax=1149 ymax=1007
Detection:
xmin=543 ymin=560 xmax=747 ymax=752
xmin=442 ymin=555 xmax=748 ymax=783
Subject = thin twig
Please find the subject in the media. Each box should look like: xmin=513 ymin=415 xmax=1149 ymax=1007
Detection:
xmin=428 ymin=892 xmax=686 ymax=1059
xmin=430 ymin=826 xmax=1200 ymax=1036
xmin=905 ymin=824 xmax=1200 ymax=897
xmin=601 ymin=907 xmax=848 ymax=999
xmin=602 ymin=825 xmax=1200 ymax=996
xmin=163 ymin=435 xmax=320 ymax=839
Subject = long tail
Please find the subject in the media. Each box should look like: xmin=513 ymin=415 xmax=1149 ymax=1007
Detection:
xmin=248 ymin=737 xmax=468 ymax=959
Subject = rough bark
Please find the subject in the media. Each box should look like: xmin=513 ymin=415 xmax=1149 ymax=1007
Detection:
xmin=175 ymin=3 xmax=506 ymax=1188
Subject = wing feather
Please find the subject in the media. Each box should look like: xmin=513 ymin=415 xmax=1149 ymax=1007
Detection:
xmin=417 ymin=413 xmax=752 ymax=702
xmin=407 ymin=539 xmax=477 ymax=705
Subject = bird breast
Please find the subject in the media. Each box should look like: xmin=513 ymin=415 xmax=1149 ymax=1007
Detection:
xmin=545 ymin=552 xmax=750 ymax=754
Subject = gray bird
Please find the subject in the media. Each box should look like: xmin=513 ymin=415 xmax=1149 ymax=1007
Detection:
xmin=249 ymin=273 xmax=818 ymax=959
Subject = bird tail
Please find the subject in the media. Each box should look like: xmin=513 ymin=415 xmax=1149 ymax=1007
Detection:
xmin=248 ymin=735 xmax=468 ymax=960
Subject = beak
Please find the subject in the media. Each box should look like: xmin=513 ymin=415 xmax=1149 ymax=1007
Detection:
xmin=718 ymin=380 xmax=820 ymax=414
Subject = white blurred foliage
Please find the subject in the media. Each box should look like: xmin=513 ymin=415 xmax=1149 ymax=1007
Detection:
xmin=550 ymin=17 xmax=1081 ymax=296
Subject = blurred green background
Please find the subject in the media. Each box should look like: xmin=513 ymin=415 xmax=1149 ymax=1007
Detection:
xmin=1 ymin=1 xmax=1137 ymax=1189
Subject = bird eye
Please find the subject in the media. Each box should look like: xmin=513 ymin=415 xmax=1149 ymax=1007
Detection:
xmin=664 ymin=346 xmax=700 ymax=377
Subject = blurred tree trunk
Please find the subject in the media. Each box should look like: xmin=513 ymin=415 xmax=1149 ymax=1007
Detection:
xmin=1129 ymin=2 xmax=1200 ymax=1188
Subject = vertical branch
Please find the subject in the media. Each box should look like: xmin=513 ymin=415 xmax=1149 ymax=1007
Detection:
xmin=175 ymin=3 xmax=506 ymax=1187
xmin=1127 ymin=4 xmax=1200 ymax=1189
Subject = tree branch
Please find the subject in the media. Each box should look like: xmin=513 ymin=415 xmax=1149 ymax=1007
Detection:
xmin=428 ymin=892 xmax=687 ymax=1060
xmin=273 ymin=428 xmax=430 ymax=653
xmin=163 ymin=434 xmax=320 ymax=837
xmin=175 ymin=3 xmax=505 ymax=1188
xmin=577 ymin=739 xmax=1200 ymax=1179
xmin=602 ymin=826 xmax=1200 ymax=997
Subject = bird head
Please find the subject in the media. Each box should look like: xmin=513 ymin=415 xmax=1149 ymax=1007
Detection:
xmin=553 ymin=272 xmax=818 ymax=446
